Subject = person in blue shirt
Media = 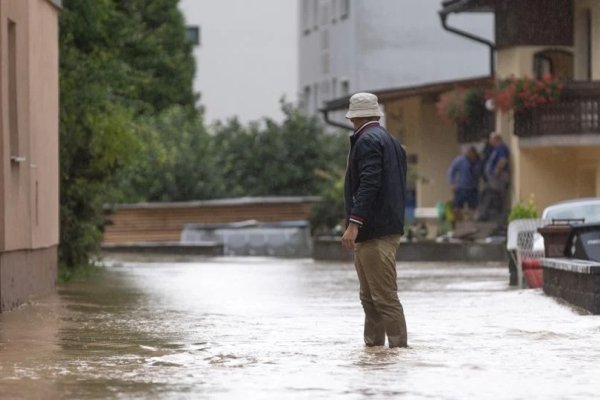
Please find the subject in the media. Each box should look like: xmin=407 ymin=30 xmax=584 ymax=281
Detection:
xmin=447 ymin=146 xmax=480 ymax=220
xmin=485 ymin=132 xmax=510 ymax=226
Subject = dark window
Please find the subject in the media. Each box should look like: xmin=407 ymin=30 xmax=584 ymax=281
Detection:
xmin=341 ymin=0 xmax=350 ymax=19
xmin=186 ymin=26 xmax=201 ymax=46
xmin=302 ymin=0 xmax=311 ymax=34
xmin=533 ymin=49 xmax=574 ymax=80
xmin=585 ymin=9 xmax=592 ymax=80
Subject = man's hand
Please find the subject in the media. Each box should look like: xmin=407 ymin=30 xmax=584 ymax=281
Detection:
xmin=341 ymin=223 xmax=360 ymax=251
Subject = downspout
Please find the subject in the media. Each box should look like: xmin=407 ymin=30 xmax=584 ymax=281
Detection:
xmin=439 ymin=11 xmax=496 ymax=76
xmin=320 ymin=109 xmax=354 ymax=131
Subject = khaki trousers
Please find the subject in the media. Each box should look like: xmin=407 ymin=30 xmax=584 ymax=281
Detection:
xmin=354 ymin=234 xmax=407 ymax=348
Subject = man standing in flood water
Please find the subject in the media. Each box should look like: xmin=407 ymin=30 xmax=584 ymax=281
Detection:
xmin=341 ymin=93 xmax=408 ymax=348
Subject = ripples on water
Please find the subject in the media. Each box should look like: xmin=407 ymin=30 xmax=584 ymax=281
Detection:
xmin=1 ymin=258 xmax=600 ymax=399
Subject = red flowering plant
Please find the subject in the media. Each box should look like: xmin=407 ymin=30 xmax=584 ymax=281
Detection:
xmin=436 ymin=87 xmax=487 ymax=125
xmin=486 ymin=73 xmax=563 ymax=114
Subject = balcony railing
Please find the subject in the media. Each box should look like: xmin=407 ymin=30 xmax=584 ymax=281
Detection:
xmin=514 ymin=81 xmax=600 ymax=138
xmin=457 ymin=111 xmax=495 ymax=143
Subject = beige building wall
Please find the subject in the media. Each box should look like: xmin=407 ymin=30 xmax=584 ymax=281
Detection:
xmin=0 ymin=0 xmax=59 ymax=252
xmin=492 ymin=43 xmax=600 ymax=210
xmin=519 ymin=146 xmax=600 ymax=210
xmin=1 ymin=0 xmax=32 ymax=251
xmin=418 ymin=101 xmax=459 ymax=208
xmin=28 ymin=0 xmax=60 ymax=248
xmin=574 ymin=0 xmax=600 ymax=80
xmin=384 ymin=97 xmax=457 ymax=209
xmin=0 ymin=0 xmax=59 ymax=312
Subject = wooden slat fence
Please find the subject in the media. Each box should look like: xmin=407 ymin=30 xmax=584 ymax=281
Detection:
xmin=103 ymin=197 xmax=319 ymax=244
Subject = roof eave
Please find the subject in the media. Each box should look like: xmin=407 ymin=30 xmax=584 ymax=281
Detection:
xmin=440 ymin=0 xmax=494 ymax=16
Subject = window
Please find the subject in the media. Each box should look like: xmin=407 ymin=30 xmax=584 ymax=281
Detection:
xmin=322 ymin=53 xmax=330 ymax=74
xmin=341 ymin=79 xmax=350 ymax=96
xmin=320 ymin=30 xmax=329 ymax=51
xmin=313 ymin=83 xmax=319 ymax=111
xmin=8 ymin=19 xmax=20 ymax=161
xmin=340 ymin=0 xmax=350 ymax=19
xmin=584 ymin=9 xmax=592 ymax=80
xmin=313 ymin=0 xmax=319 ymax=30
xmin=320 ymin=1 xmax=330 ymax=27
xmin=331 ymin=0 xmax=338 ymax=23
xmin=302 ymin=0 xmax=311 ymax=34
xmin=332 ymin=78 xmax=337 ymax=99
xmin=303 ymin=86 xmax=311 ymax=112
xmin=186 ymin=26 xmax=201 ymax=46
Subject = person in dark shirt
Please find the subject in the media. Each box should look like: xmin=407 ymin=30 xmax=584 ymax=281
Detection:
xmin=480 ymin=132 xmax=510 ymax=226
xmin=447 ymin=146 xmax=480 ymax=221
xmin=341 ymin=92 xmax=408 ymax=348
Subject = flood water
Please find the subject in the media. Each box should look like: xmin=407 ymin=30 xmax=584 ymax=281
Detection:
xmin=1 ymin=258 xmax=600 ymax=399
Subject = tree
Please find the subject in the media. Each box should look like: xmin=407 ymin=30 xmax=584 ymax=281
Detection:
xmin=115 ymin=107 xmax=224 ymax=202
xmin=59 ymin=0 xmax=197 ymax=269
xmin=213 ymin=102 xmax=347 ymax=197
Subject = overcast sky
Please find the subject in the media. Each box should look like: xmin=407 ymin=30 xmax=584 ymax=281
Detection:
xmin=179 ymin=0 xmax=298 ymax=124
xmin=179 ymin=1 xmax=493 ymax=124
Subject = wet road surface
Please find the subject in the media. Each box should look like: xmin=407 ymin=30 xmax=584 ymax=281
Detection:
xmin=1 ymin=258 xmax=600 ymax=399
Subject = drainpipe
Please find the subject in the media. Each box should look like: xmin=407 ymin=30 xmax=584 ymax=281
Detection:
xmin=320 ymin=109 xmax=354 ymax=131
xmin=439 ymin=11 xmax=496 ymax=76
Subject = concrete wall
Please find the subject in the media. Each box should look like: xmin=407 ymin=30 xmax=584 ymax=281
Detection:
xmin=0 ymin=0 xmax=59 ymax=312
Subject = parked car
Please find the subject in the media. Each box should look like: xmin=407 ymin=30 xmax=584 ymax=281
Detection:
xmin=507 ymin=198 xmax=600 ymax=287
xmin=533 ymin=198 xmax=600 ymax=251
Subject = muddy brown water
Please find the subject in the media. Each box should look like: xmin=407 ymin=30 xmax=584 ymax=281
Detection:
xmin=1 ymin=258 xmax=600 ymax=399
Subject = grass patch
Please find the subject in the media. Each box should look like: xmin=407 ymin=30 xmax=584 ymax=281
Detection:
xmin=58 ymin=262 xmax=102 ymax=284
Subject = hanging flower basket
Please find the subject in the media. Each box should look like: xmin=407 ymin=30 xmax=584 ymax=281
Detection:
xmin=486 ymin=73 xmax=563 ymax=114
xmin=436 ymin=87 xmax=487 ymax=126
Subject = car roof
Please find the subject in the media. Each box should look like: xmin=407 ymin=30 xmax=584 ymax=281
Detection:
xmin=542 ymin=197 xmax=600 ymax=215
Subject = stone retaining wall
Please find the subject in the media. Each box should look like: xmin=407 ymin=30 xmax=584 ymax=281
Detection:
xmin=314 ymin=237 xmax=508 ymax=262
xmin=542 ymin=258 xmax=600 ymax=314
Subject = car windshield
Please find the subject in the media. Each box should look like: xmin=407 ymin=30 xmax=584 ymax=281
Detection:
xmin=544 ymin=203 xmax=600 ymax=223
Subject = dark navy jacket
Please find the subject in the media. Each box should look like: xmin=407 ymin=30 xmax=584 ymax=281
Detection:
xmin=344 ymin=122 xmax=407 ymax=243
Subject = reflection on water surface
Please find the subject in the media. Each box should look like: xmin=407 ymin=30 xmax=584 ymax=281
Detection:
xmin=1 ymin=258 xmax=599 ymax=399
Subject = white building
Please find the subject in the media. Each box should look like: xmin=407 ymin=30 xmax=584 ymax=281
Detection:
xmin=179 ymin=0 xmax=298 ymax=123
xmin=298 ymin=0 xmax=494 ymax=116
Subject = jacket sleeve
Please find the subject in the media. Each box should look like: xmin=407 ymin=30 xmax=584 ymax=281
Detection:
xmin=349 ymin=137 xmax=383 ymax=226
xmin=447 ymin=157 xmax=457 ymax=186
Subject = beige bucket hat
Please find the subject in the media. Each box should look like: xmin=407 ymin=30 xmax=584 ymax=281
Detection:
xmin=345 ymin=92 xmax=384 ymax=119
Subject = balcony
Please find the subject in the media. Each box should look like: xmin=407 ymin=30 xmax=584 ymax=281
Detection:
xmin=514 ymin=82 xmax=600 ymax=138
xmin=457 ymin=111 xmax=495 ymax=143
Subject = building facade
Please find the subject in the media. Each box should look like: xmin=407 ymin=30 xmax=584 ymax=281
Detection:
xmin=442 ymin=0 xmax=600 ymax=211
xmin=0 ymin=0 xmax=60 ymax=312
xmin=298 ymin=0 xmax=493 ymax=117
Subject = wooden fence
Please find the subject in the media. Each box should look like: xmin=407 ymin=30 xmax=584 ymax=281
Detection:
xmin=102 ymin=197 xmax=320 ymax=244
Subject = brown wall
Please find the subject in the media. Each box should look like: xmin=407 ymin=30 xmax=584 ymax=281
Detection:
xmin=103 ymin=199 xmax=317 ymax=244
xmin=495 ymin=0 xmax=574 ymax=49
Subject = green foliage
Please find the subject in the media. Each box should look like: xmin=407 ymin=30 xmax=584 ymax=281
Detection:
xmin=115 ymin=107 xmax=223 ymax=202
xmin=310 ymin=172 xmax=345 ymax=235
xmin=436 ymin=87 xmax=487 ymax=125
xmin=59 ymin=0 xmax=196 ymax=270
xmin=509 ymin=196 xmax=539 ymax=221
xmin=212 ymin=101 xmax=347 ymax=197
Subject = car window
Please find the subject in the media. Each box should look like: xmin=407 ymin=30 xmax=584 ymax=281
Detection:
xmin=545 ymin=204 xmax=600 ymax=223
